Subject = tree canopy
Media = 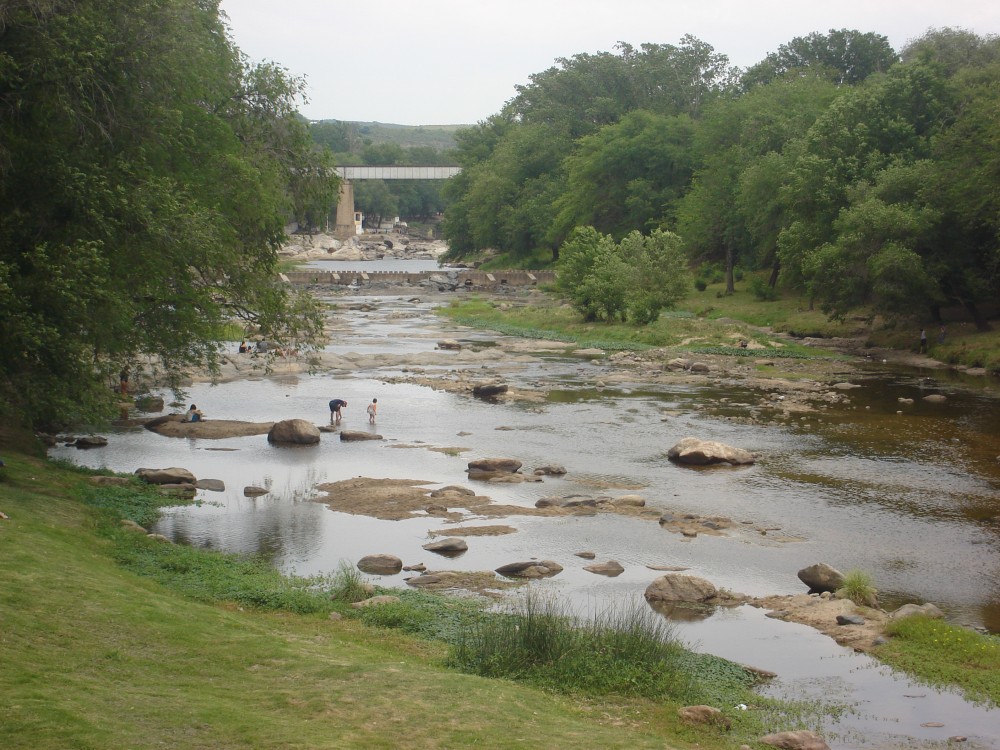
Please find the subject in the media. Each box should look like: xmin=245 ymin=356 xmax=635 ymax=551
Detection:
xmin=442 ymin=27 xmax=1000 ymax=330
xmin=0 ymin=0 xmax=338 ymax=429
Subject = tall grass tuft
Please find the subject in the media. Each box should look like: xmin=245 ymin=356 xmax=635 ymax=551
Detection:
xmin=447 ymin=591 xmax=697 ymax=700
xmin=837 ymin=569 xmax=879 ymax=607
xmin=329 ymin=560 xmax=371 ymax=603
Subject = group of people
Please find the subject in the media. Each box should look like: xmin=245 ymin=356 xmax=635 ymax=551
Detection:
xmin=329 ymin=398 xmax=378 ymax=425
xmin=238 ymin=339 xmax=268 ymax=354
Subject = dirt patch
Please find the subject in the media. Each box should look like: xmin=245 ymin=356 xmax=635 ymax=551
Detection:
xmin=404 ymin=569 xmax=523 ymax=597
xmin=429 ymin=525 xmax=518 ymax=537
xmin=747 ymin=592 xmax=889 ymax=652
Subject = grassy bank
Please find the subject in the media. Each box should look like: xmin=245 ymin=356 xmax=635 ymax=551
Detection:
xmin=438 ymin=271 xmax=1000 ymax=372
xmin=1 ymin=442 xmax=847 ymax=749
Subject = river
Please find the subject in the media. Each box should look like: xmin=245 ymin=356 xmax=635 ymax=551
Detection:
xmin=52 ymin=265 xmax=1000 ymax=749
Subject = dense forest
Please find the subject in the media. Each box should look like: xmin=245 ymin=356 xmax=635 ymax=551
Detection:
xmin=0 ymin=0 xmax=339 ymax=429
xmin=441 ymin=29 xmax=1000 ymax=330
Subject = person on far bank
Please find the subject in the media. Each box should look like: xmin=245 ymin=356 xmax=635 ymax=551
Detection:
xmin=919 ymin=328 xmax=928 ymax=354
xmin=329 ymin=398 xmax=347 ymax=424
xmin=367 ymin=398 xmax=377 ymax=424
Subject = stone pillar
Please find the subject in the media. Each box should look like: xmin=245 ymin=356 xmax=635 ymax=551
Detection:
xmin=333 ymin=180 xmax=356 ymax=239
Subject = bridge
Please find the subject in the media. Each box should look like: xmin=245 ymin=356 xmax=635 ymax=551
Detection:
xmin=335 ymin=165 xmax=461 ymax=180
xmin=332 ymin=165 xmax=461 ymax=237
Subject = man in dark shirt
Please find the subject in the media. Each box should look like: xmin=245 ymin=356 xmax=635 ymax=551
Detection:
xmin=329 ymin=399 xmax=347 ymax=424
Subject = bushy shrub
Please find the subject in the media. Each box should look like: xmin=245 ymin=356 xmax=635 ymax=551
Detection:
xmin=748 ymin=275 xmax=779 ymax=301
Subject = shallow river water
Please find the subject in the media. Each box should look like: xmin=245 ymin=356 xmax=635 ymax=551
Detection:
xmin=53 ymin=271 xmax=1000 ymax=749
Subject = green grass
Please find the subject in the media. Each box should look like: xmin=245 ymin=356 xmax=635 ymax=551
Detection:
xmin=439 ymin=269 xmax=999 ymax=372
xmin=876 ymin=616 xmax=1000 ymax=707
xmin=835 ymin=569 xmax=879 ymax=607
xmin=2 ymin=449 xmax=698 ymax=750
xmin=439 ymin=294 xmax=841 ymax=358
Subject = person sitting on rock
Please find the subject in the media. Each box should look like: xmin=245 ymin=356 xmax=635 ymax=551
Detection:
xmin=185 ymin=404 xmax=204 ymax=422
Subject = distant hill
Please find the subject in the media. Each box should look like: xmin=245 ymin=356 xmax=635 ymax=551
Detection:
xmin=314 ymin=120 xmax=470 ymax=152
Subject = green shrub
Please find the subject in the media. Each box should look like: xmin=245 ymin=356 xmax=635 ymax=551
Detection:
xmin=694 ymin=279 xmax=707 ymax=291
xmin=748 ymin=276 xmax=779 ymax=301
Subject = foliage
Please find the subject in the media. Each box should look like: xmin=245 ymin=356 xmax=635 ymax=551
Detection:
xmin=556 ymin=227 xmax=690 ymax=324
xmin=835 ymin=569 xmax=879 ymax=607
xmin=448 ymin=592 xmax=706 ymax=701
xmin=748 ymin=276 xmax=779 ymax=301
xmin=356 ymin=589 xmax=487 ymax=643
xmin=329 ymin=560 xmax=373 ymax=604
xmin=0 ymin=0 xmax=332 ymax=430
xmin=877 ymin=616 xmax=1000 ymax=707
xmin=742 ymin=29 xmax=898 ymax=87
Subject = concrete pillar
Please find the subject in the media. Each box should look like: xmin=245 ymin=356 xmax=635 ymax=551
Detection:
xmin=333 ymin=180 xmax=356 ymax=239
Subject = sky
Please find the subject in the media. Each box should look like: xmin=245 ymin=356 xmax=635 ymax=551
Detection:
xmin=219 ymin=0 xmax=1000 ymax=126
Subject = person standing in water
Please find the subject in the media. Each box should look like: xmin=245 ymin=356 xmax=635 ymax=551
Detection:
xmin=329 ymin=398 xmax=347 ymax=424
xmin=366 ymin=398 xmax=377 ymax=424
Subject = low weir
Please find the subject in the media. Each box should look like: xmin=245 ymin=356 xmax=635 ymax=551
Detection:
xmin=282 ymin=269 xmax=555 ymax=289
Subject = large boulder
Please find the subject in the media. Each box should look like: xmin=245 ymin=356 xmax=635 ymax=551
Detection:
xmin=74 ymin=435 xmax=108 ymax=449
xmin=667 ymin=437 xmax=755 ymax=466
xmin=472 ymin=382 xmax=508 ymax=399
xmin=267 ymin=419 xmax=321 ymax=445
xmin=135 ymin=467 xmax=196 ymax=485
xmin=357 ymin=554 xmax=403 ymax=575
xmin=644 ymin=574 xmax=717 ymax=603
xmin=422 ymin=537 xmax=468 ymax=554
xmin=797 ymin=563 xmax=845 ymax=593
xmin=495 ymin=560 xmax=563 ymax=578
xmin=889 ymin=602 xmax=945 ymax=621
xmin=468 ymin=458 xmax=522 ymax=474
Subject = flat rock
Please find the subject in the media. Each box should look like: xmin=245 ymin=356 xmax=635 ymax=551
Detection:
xmin=195 ymin=478 xmax=225 ymax=492
xmin=583 ymin=560 xmax=625 ymax=577
xmin=135 ymin=467 xmax=196 ymax=485
xmin=357 ymin=554 xmax=403 ymax=575
xmin=145 ymin=414 xmax=273 ymax=439
xmin=340 ymin=430 xmax=383 ymax=441
xmin=495 ymin=560 xmax=563 ymax=578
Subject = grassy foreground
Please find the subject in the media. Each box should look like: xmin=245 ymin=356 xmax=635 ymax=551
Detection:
xmin=0 ymin=449 xmax=686 ymax=749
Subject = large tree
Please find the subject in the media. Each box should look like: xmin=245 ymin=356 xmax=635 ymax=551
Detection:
xmin=0 ymin=0 xmax=336 ymax=429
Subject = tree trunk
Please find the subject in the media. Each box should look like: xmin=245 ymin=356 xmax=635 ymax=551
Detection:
xmin=725 ymin=241 xmax=735 ymax=295
xmin=963 ymin=299 xmax=993 ymax=332
xmin=768 ymin=261 xmax=780 ymax=289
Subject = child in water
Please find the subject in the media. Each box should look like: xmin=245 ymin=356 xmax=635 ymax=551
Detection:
xmin=366 ymin=398 xmax=377 ymax=424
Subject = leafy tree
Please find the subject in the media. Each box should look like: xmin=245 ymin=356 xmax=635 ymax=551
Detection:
xmin=354 ymin=180 xmax=398 ymax=230
xmin=0 ymin=0 xmax=334 ymax=429
xmin=555 ymin=227 xmax=689 ymax=324
xmin=742 ymin=29 xmax=897 ymax=88
xmin=551 ymin=111 xmax=695 ymax=244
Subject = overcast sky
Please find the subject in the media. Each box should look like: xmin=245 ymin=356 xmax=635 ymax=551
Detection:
xmin=219 ymin=0 xmax=1000 ymax=126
